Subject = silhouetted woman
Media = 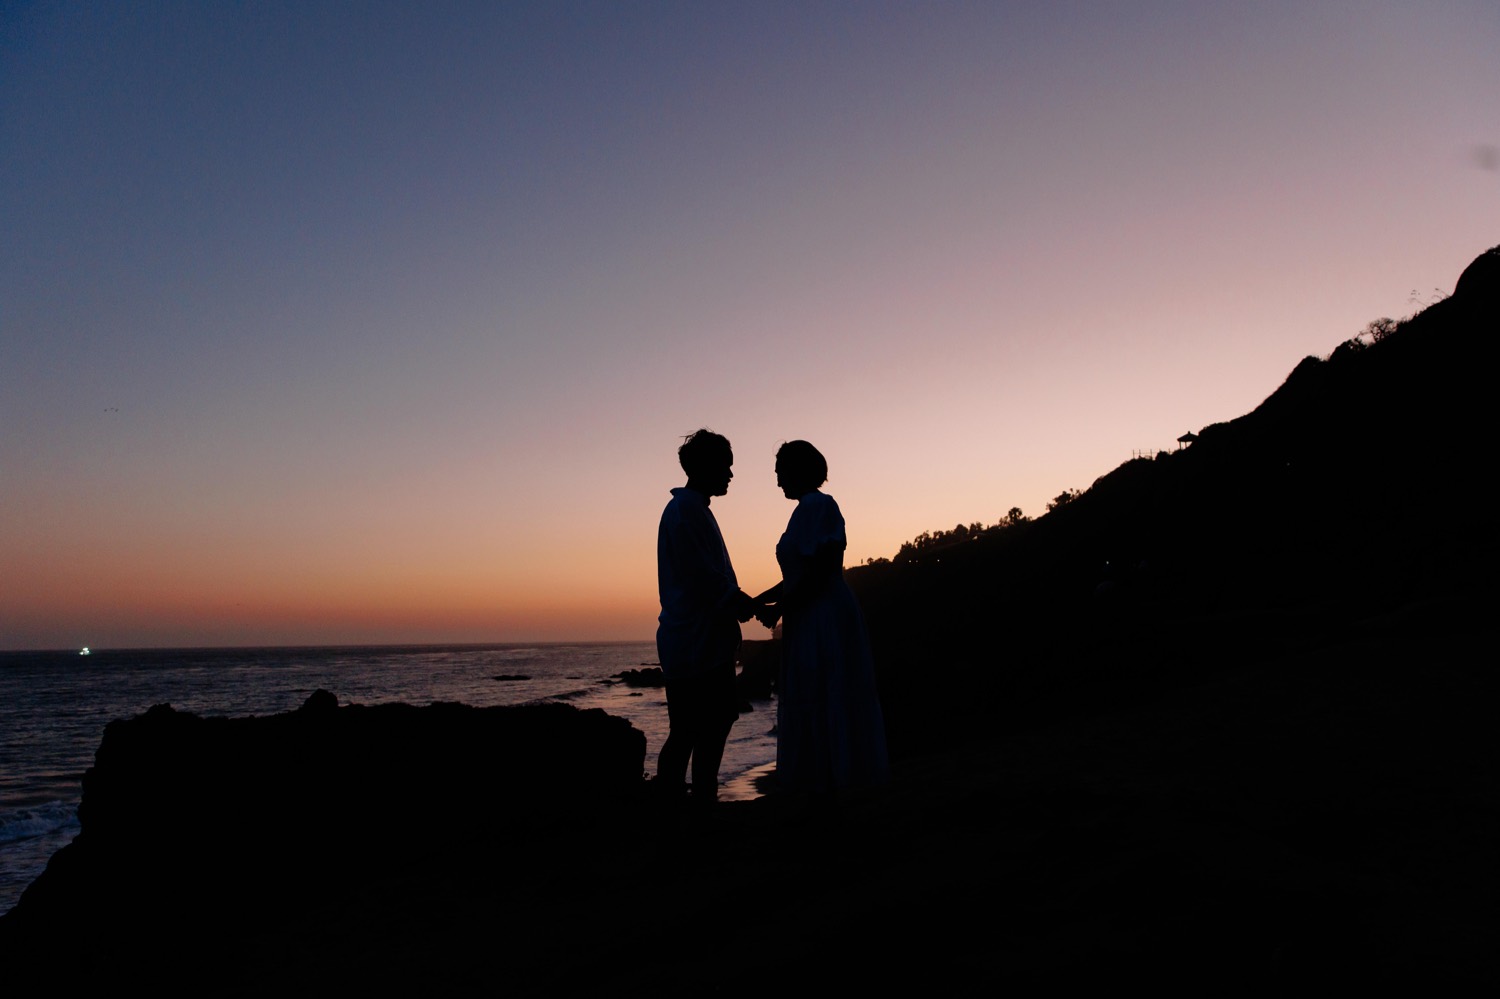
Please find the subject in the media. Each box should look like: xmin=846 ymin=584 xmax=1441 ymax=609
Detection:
xmin=756 ymin=441 xmax=888 ymax=794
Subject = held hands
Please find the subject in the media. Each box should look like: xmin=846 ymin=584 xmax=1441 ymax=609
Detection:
xmin=748 ymin=583 xmax=783 ymax=631
xmin=733 ymin=590 xmax=781 ymax=629
xmin=732 ymin=590 xmax=759 ymax=624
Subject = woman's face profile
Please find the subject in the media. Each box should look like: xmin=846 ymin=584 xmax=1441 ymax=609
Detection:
xmin=775 ymin=459 xmax=801 ymax=499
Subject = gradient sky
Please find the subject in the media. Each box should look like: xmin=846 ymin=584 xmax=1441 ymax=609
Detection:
xmin=3 ymin=1 xmax=1497 ymax=649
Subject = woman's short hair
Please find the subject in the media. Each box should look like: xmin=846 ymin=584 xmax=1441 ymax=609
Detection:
xmin=776 ymin=440 xmax=828 ymax=488
xmin=678 ymin=429 xmax=732 ymax=477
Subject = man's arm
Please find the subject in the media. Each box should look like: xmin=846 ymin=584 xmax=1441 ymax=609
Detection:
xmin=663 ymin=504 xmax=750 ymax=618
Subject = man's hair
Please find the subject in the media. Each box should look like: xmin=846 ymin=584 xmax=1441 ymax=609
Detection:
xmin=679 ymin=429 xmax=732 ymax=477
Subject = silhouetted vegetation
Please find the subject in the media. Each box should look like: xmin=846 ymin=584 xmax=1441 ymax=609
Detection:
xmin=890 ymin=507 xmax=1033 ymax=564
xmin=1362 ymin=316 xmax=1399 ymax=343
xmin=1044 ymin=488 xmax=1082 ymax=512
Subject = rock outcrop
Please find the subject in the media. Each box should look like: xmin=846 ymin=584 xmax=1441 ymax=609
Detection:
xmin=0 ymin=695 xmax=645 ymax=983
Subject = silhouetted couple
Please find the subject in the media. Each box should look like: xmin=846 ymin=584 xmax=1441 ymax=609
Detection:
xmin=655 ymin=429 xmax=888 ymax=802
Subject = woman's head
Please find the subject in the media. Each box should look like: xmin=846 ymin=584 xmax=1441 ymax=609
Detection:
xmin=775 ymin=440 xmax=827 ymax=497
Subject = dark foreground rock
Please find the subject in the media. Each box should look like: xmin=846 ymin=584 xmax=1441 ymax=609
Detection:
xmin=613 ymin=665 xmax=666 ymax=687
xmin=0 ymin=697 xmax=647 ymax=990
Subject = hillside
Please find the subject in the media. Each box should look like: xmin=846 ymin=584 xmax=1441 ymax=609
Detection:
xmin=850 ymin=244 xmax=1499 ymax=753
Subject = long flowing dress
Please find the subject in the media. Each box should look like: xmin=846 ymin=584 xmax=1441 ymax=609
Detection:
xmin=775 ymin=490 xmax=889 ymax=793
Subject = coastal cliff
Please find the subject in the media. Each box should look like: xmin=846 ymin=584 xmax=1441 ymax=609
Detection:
xmin=850 ymin=244 xmax=1500 ymax=754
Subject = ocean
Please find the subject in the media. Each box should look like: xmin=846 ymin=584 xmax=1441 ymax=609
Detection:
xmin=0 ymin=642 xmax=777 ymax=915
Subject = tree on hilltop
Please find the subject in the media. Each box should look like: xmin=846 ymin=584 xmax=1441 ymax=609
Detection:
xmin=1046 ymin=489 xmax=1082 ymax=512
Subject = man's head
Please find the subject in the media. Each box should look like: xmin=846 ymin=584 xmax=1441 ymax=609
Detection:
xmin=679 ymin=429 xmax=734 ymax=497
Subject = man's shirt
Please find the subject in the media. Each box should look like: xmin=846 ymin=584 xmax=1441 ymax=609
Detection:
xmin=656 ymin=487 xmax=741 ymax=679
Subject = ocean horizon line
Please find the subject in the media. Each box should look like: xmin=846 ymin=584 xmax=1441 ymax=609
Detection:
xmin=0 ymin=638 xmax=660 ymax=657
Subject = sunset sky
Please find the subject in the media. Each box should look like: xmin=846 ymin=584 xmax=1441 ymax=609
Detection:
xmin=3 ymin=2 xmax=1497 ymax=649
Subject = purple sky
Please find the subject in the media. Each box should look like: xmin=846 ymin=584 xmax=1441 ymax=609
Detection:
xmin=3 ymin=1 xmax=1497 ymax=649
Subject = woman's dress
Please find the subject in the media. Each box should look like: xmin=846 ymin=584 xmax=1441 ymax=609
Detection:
xmin=775 ymin=490 xmax=888 ymax=793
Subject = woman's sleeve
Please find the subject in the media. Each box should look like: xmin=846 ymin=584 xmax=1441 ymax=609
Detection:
xmin=820 ymin=496 xmax=848 ymax=549
xmin=794 ymin=494 xmax=846 ymax=555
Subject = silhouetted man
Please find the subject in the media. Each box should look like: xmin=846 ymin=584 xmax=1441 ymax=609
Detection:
xmin=655 ymin=429 xmax=756 ymax=801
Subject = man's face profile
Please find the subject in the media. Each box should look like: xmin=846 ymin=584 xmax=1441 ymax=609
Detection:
xmin=705 ymin=452 xmax=733 ymax=497
xmin=681 ymin=431 xmax=734 ymax=498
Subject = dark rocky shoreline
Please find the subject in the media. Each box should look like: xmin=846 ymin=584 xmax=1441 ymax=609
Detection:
xmin=3 ymin=600 xmax=1496 ymax=993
